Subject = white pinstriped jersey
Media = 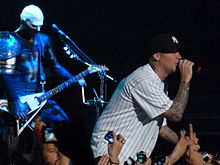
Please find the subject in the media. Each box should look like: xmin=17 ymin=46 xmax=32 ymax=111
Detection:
xmin=91 ymin=64 xmax=173 ymax=164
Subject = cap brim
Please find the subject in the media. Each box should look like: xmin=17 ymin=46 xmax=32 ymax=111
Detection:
xmin=160 ymin=45 xmax=187 ymax=53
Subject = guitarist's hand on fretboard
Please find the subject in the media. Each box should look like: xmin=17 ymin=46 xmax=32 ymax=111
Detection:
xmin=11 ymin=99 xmax=29 ymax=119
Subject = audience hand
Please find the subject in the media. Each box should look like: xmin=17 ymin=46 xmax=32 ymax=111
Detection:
xmin=185 ymin=124 xmax=203 ymax=165
xmin=108 ymin=131 xmax=126 ymax=164
xmin=97 ymin=154 xmax=110 ymax=165
xmin=33 ymin=116 xmax=46 ymax=148
xmin=166 ymin=129 xmax=188 ymax=164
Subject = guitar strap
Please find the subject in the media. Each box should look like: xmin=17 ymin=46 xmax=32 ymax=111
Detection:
xmin=35 ymin=34 xmax=46 ymax=92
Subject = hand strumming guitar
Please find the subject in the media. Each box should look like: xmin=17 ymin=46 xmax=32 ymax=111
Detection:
xmin=10 ymin=99 xmax=28 ymax=119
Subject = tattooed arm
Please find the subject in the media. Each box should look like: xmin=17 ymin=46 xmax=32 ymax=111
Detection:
xmin=159 ymin=125 xmax=178 ymax=144
xmin=163 ymin=81 xmax=190 ymax=121
xmin=163 ymin=60 xmax=194 ymax=121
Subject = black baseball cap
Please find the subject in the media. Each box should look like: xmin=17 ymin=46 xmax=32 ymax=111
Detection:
xmin=150 ymin=34 xmax=184 ymax=55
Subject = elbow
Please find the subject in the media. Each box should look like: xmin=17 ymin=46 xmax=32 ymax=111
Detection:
xmin=173 ymin=116 xmax=182 ymax=122
xmin=171 ymin=114 xmax=182 ymax=122
xmin=164 ymin=113 xmax=182 ymax=122
xmin=163 ymin=109 xmax=183 ymax=122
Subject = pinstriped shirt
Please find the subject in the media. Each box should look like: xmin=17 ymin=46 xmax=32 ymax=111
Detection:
xmin=91 ymin=64 xmax=173 ymax=164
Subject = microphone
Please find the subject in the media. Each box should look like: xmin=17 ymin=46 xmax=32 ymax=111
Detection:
xmin=51 ymin=24 xmax=70 ymax=39
xmin=194 ymin=65 xmax=211 ymax=75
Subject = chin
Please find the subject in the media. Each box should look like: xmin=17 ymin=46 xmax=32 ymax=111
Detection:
xmin=169 ymin=68 xmax=176 ymax=75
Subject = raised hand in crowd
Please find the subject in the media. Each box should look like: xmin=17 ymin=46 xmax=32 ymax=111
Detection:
xmin=154 ymin=124 xmax=202 ymax=165
xmin=97 ymin=131 xmax=126 ymax=165
xmin=185 ymin=124 xmax=204 ymax=165
xmin=108 ymin=131 xmax=126 ymax=164
xmin=31 ymin=117 xmax=72 ymax=165
xmin=164 ymin=129 xmax=189 ymax=165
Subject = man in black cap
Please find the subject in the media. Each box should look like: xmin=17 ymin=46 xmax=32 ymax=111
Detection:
xmin=91 ymin=34 xmax=194 ymax=164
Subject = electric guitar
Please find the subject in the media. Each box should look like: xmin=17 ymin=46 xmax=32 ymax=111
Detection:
xmin=0 ymin=66 xmax=101 ymax=136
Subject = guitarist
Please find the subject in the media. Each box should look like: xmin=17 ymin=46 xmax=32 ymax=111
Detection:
xmin=0 ymin=4 xmax=86 ymax=164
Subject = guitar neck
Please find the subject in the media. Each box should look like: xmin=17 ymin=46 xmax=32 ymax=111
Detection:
xmin=38 ymin=69 xmax=90 ymax=102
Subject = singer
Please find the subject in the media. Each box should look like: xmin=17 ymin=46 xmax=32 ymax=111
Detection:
xmin=0 ymin=4 xmax=86 ymax=164
xmin=91 ymin=34 xmax=194 ymax=164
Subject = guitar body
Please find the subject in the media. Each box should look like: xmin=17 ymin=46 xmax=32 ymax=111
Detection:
xmin=0 ymin=66 xmax=100 ymax=136
xmin=19 ymin=93 xmax=47 ymax=114
xmin=0 ymin=93 xmax=47 ymax=136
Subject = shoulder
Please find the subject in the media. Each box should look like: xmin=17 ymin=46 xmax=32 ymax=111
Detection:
xmin=129 ymin=64 xmax=157 ymax=82
xmin=124 ymin=64 xmax=163 ymax=91
xmin=0 ymin=31 xmax=21 ymax=60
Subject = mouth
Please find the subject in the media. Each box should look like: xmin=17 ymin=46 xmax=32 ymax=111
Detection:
xmin=176 ymin=62 xmax=180 ymax=67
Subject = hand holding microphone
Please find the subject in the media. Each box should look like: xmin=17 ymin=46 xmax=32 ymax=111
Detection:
xmin=179 ymin=59 xmax=211 ymax=82
xmin=179 ymin=59 xmax=194 ymax=83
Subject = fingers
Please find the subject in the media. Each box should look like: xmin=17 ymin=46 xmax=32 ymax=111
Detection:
xmin=111 ymin=131 xmax=118 ymax=144
xmin=15 ymin=112 xmax=27 ymax=120
xmin=179 ymin=59 xmax=194 ymax=68
xmin=206 ymin=154 xmax=214 ymax=165
xmin=180 ymin=129 xmax=186 ymax=139
xmin=97 ymin=154 xmax=110 ymax=165
xmin=189 ymin=123 xmax=194 ymax=139
xmin=111 ymin=131 xmax=126 ymax=145
xmin=179 ymin=60 xmax=194 ymax=73
xmin=179 ymin=59 xmax=194 ymax=82
xmin=15 ymin=107 xmax=29 ymax=120
xmin=116 ymin=133 xmax=126 ymax=145
xmin=146 ymin=158 xmax=152 ymax=165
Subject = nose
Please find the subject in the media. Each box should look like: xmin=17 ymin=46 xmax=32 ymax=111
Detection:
xmin=176 ymin=52 xmax=182 ymax=59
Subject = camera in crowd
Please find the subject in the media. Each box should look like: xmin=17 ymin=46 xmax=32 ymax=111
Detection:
xmin=42 ymin=125 xmax=58 ymax=143
xmin=154 ymin=155 xmax=166 ymax=165
xmin=104 ymin=131 xmax=114 ymax=144
xmin=136 ymin=151 xmax=147 ymax=163
xmin=200 ymin=151 xmax=220 ymax=165
xmin=200 ymin=151 xmax=212 ymax=162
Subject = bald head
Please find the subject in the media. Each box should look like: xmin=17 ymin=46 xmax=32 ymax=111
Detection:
xmin=20 ymin=5 xmax=44 ymax=26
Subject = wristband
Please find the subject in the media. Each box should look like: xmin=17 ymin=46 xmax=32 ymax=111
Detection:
xmin=109 ymin=159 xmax=120 ymax=164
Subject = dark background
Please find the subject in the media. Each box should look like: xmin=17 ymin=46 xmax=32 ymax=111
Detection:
xmin=1 ymin=0 xmax=220 ymax=160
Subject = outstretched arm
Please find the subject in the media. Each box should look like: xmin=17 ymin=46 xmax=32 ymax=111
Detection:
xmin=159 ymin=125 xmax=178 ymax=145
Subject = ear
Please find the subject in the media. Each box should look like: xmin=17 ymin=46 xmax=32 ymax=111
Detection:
xmin=152 ymin=53 xmax=160 ymax=61
xmin=25 ymin=19 xmax=32 ymax=26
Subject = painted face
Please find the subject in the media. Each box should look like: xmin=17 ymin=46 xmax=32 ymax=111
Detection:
xmin=26 ymin=19 xmax=42 ymax=32
xmin=19 ymin=20 xmax=42 ymax=39
xmin=158 ymin=52 xmax=182 ymax=74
